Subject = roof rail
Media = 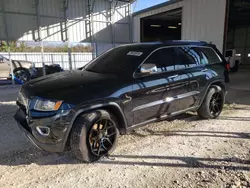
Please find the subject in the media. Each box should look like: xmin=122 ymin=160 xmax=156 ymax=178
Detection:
xmin=165 ymin=40 xmax=208 ymax=44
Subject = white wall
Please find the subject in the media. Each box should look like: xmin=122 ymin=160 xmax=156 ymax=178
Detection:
xmin=182 ymin=0 xmax=227 ymax=52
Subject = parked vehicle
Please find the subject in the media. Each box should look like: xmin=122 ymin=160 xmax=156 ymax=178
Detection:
xmin=0 ymin=55 xmax=37 ymax=83
xmin=0 ymin=55 xmax=64 ymax=83
xmin=225 ymin=49 xmax=241 ymax=72
xmin=35 ymin=64 xmax=64 ymax=77
xmin=14 ymin=41 xmax=230 ymax=162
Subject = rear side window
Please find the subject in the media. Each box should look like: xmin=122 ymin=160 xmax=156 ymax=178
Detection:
xmin=175 ymin=47 xmax=201 ymax=69
xmin=143 ymin=48 xmax=175 ymax=73
xmin=199 ymin=47 xmax=222 ymax=64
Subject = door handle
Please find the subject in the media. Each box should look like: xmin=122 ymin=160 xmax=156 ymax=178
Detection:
xmin=168 ymin=74 xmax=179 ymax=79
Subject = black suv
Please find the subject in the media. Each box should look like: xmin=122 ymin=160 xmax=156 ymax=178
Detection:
xmin=14 ymin=41 xmax=229 ymax=162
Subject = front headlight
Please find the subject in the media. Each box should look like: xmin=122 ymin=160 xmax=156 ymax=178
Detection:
xmin=34 ymin=99 xmax=63 ymax=111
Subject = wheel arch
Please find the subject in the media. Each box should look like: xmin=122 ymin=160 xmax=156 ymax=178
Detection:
xmin=198 ymin=80 xmax=226 ymax=108
xmin=64 ymin=102 xmax=128 ymax=151
xmin=210 ymin=81 xmax=226 ymax=92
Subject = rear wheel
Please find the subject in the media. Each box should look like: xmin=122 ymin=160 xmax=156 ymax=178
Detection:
xmin=14 ymin=69 xmax=30 ymax=83
xmin=197 ymin=86 xmax=225 ymax=119
xmin=70 ymin=110 xmax=119 ymax=162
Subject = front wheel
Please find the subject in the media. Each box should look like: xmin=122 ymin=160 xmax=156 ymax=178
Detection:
xmin=70 ymin=110 xmax=119 ymax=162
xmin=197 ymin=86 xmax=225 ymax=119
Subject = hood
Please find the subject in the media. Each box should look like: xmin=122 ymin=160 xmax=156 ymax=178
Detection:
xmin=22 ymin=70 xmax=118 ymax=103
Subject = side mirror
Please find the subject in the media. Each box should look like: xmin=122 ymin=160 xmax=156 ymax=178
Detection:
xmin=140 ymin=64 xmax=157 ymax=75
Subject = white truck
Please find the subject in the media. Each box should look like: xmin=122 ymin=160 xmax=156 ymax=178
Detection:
xmin=225 ymin=49 xmax=241 ymax=72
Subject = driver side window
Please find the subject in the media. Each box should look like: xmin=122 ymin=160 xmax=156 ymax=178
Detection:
xmin=142 ymin=47 xmax=175 ymax=73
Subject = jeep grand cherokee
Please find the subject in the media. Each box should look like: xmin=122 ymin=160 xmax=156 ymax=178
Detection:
xmin=14 ymin=41 xmax=229 ymax=162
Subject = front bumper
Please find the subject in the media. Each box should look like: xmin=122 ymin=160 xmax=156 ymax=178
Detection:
xmin=14 ymin=108 xmax=70 ymax=152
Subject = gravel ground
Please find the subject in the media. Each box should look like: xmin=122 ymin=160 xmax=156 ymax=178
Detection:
xmin=0 ymin=72 xmax=250 ymax=188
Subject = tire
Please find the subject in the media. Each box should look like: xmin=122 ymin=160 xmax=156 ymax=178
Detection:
xmin=14 ymin=69 xmax=30 ymax=83
xmin=70 ymin=110 xmax=119 ymax=162
xmin=197 ymin=86 xmax=225 ymax=119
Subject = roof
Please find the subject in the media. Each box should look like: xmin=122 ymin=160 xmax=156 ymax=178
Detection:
xmin=115 ymin=40 xmax=212 ymax=53
xmin=133 ymin=0 xmax=183 ymax=16
xmin=123 ymin=40 xmax=209 ymax=48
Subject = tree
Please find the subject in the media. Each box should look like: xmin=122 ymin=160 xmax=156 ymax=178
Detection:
xmin=0 ymin=41 xmax=8 ymax=52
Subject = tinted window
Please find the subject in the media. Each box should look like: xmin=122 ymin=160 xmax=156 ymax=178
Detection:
xmin=176 ymin=47 xmax=200 ymax=69
xmin=200 ymin=48 xmax=222 ymax=64
xmin=85 ymin=46 xmax=149 ymax=74
xmin=142 ymin=48 xmax=175 ymax=73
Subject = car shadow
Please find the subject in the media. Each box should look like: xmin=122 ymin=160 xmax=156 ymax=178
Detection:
xmin=170 ymin=112 xmax=250 ymax=123
xmin=0 ymin=147 xmax=250 ymax=171
xmin=131 ymin=128 xmax=250 ymax=139
xmin=97 ymin=155 xmax=250 ymax=171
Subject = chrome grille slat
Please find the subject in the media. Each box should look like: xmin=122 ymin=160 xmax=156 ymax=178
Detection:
xmin=17 ymin=91 xmax=29 ymax=111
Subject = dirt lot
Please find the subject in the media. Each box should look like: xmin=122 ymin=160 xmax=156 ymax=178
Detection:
xmin=0 ymin=71 xmax=250 ymax=188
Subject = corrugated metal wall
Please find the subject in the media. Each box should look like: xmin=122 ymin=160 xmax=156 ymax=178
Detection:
xmin=0 ymin=0 xmax=131 ymax=44
xmin=182 ymin=0 xmax=227 ymax=52
xmin=132 ymin=1 xmax=183 ymax=43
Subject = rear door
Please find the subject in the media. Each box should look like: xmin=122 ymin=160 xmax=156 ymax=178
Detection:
xmin=175 ymin=46 xmax=226 ymax=110
xmin=174 ymin=46 xmax=207 ymax=111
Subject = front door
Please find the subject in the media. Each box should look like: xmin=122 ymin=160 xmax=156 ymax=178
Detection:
xmin=132 ymin=47 xmax=180 ymax=125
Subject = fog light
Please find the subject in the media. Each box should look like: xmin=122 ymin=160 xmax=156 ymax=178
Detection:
xmin=36 ymin=126 xmax=50 ymax=136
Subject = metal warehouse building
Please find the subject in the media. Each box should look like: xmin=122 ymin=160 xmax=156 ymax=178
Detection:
xmin=0 ymin=0 xmax=133 ymax=56
xmin=133 ymin=0 xmax=250 ymax=65
xmin=1 ymin=0 xmax=250 ymax=67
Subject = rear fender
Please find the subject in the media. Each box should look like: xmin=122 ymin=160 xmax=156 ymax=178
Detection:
xmin=198 ymin=80 xmax=226 ymax=107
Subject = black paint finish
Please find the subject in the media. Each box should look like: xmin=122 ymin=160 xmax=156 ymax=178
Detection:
xmin=14 ymin=41 xmax=229 ymax=153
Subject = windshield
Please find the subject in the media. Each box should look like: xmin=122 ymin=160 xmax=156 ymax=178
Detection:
xmin=84 ymin=46 xmax=147 ymax=75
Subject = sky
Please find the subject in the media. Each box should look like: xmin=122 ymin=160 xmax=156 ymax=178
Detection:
xmin=132 ymin=0 xmax=168 ymax=12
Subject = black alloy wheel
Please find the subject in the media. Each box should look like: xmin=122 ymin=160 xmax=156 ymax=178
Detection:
xmin=89 ymin=118 xmax=117 ymax=157
xmin=70 ymin=110 xmax=119 ymax=162
xmin=209 ymin=92 xmax=223 ymax=117
xmin=197 ymin=86 xmax=225 ymax=119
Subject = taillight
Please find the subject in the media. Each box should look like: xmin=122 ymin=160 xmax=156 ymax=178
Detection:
xmin=226 ymin=64 xmax=230 ymax=71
